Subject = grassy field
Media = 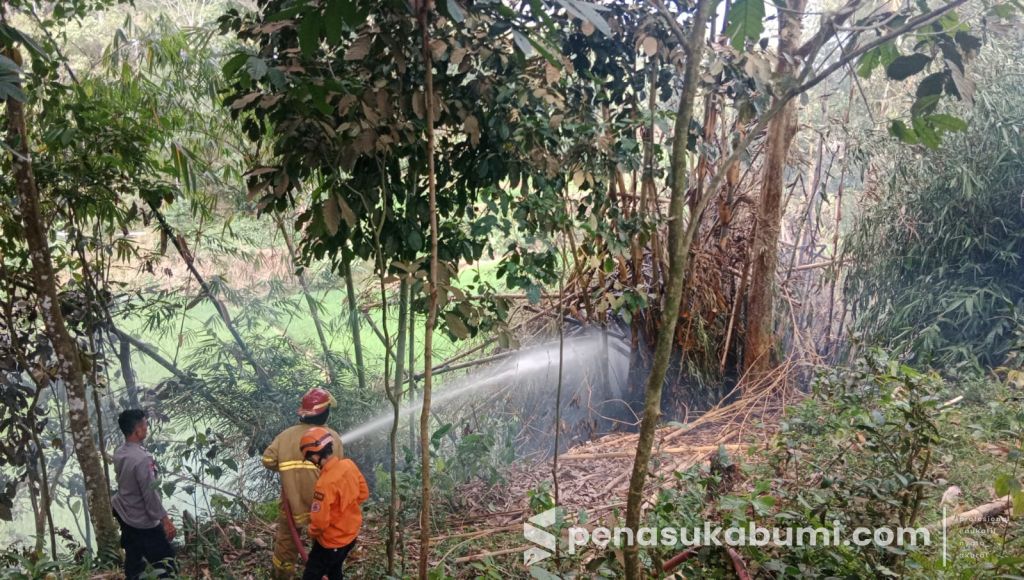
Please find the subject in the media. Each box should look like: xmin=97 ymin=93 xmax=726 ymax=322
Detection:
xmin=116 ymin=260 xmax=511 ymax=387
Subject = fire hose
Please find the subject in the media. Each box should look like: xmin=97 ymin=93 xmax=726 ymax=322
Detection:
xmin=661 ymin=546 xmax=750 ymax=578
xmin=282 ymin=489 xmax=310 ymax=563
xmin=282 ymin=490 xmax=331 ymax=580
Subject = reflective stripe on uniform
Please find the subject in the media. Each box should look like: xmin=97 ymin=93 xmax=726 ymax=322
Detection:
xmin=278 ymin=460 xmax=317 ymax=471
xmin=272 ymin=554 xmax=294 ymax=570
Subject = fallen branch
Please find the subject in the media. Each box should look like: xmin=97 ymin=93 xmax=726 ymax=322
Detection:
xmin=559 ymin=444 xmax=746 ymax=461
xmin=433 ymin=524 xmax=520 ymax=543
xmin=938 ymin=395 xmax=964 ymax=409
xmin=927 ymin=496 xmax=1012 ymax=532
xmin=437 ymin=525 xmax=521 ymax=562
xmin=452 ymin=546 xmax=524 ymax=563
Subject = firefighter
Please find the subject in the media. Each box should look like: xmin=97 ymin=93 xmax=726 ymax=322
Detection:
xmin=299 ymin=427 xmax=369 ymax=580
xmin=262 ymin=388 xmax=344 ymax=579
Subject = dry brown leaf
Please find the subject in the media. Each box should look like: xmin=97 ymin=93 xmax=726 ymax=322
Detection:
xmin=545 ymin=62 xmax=561 ymax=84
xmin=230 ymin=92 xmax=262 ymax=110
xmin=323 ymin=195 xmax=340 ymax=236
xmin=344 ymin=34 xmax=372 ymax=61
xmin=450 ymin=47 xmax=468 ymax=65
xmin=463 ymin=114 xmax=480 ymax=147
xmin=362 ymin=101 xmax=380 ymax=125
xmin=337 ymin=93 xmax=357 ymax=115
xmin=642 ymin=36 xmax=659 ymax=57
xmin=430 ymin=38 xmax=448 ymax=60
xmin=572 ymin=170 xmax=586 ymax=187
xmin=337 ymin=197 xmax=357 ymax=228
xmin=412 ymin=91 xmax=425 ymax=119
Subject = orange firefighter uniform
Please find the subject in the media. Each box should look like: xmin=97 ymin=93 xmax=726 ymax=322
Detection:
xmin=308 ymin=456 xmax=369 ymax=549
xmin=262 ymin=424 xmax=343 ymax=578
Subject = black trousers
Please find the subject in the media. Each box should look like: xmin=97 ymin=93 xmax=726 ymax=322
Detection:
xmin=114 ymin=511 xmax=176 ymax=579
xmin=302 ymin=539 xmax=355 ymax=580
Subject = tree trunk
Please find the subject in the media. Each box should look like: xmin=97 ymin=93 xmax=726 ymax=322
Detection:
xmin=117 ymin=334 xmax=142 ymax=408
xmin=408 ymin=307 xmax=417 ymax=452
xmin=743 ymin=0 xmax=806 ymax=376
xmin=387 ymin=280 xmax=409 ymax=575
xmin=344 ymin=259 xmax=368 ymax=390
xmin=418 ymin=1 xmax=440 ymax=575
xmin=274 ymin=214 xmax=337 ymax=385
xmin=4 ymin=82 xmax=120 ymax=557
xmin=623 ymin=2 xmax=714 ymax=577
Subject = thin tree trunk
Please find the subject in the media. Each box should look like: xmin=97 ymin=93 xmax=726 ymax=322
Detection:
xmin=623 ymin=2 xmax=714 ymax=576
xmin=418 ymin=1 xmax=440 ymax=575
xmin=28 ymin=467 xmax=44 ymax=554
xmin=117 ymin=334 xmax=142 ymax=408
xmin=274 ymin=213 xmax=337 ymax=385
xmin=552 ymin=263 xmax=566 ymax=558
xmin=743 ymin=0 xmax=807 ymax=376
xmin=344 ymin=259 xmax=368 ymax=390
xmin=387 ymin=280 xmax=409 ymax=575
xmin=408 ymin=307 xmax=417 ymax=452
xmin=4 ymin=64 xmax=120 ymax=558
xmin=824 ymin=86 xmax=856 ymax=355
xmin=31 ymin=429 xmax=58 ymax=559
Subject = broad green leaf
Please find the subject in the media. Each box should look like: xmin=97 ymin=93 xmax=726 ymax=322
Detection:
xmin=915 ymin=72 xmax=946 ymax=98
xmin=910 ymin=94 xmax=940 ymax=117
xmin=886 ymin=53 xmax=932 ymax=81
xmin=431 ymin=423 xmax=453 ymax=448
xmin=857 ymin=42 xmax=898 ymax=78
xmin=995 ymin=473 xmax=1020 ymax=496
xmin=324 ymin=0 xmax=352 ymax=44
xmin=299 ymin=14 xmax=321 ymax=58
xmin=407 ymin=230 xmax=423 ymax=251
xmin=445 ymin=312 xmax=471 ymax=339
xmin=725 ymin=0 xmax=766 ymax=51
xmin=912 ymin=116 xmax=941 ymax=149
xmin=245 ymin=56 xmax=268 ymax=80
xmin=222 ymin=52 xmax=249 ymax=78
xmin=927 ymin=114 xmax=968 ymax=133
xmin=889 ymin=120 xmax=918 ymax=145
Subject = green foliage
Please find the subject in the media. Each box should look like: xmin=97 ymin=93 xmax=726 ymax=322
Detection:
xmin=751 ymin=351 xmax=948 ymax=576
xmin=846 ymin=71 xmax=1024 ymax=369
xmin=724 ymin=0 xmax=765 ymax=51
xmin=856 ymin=13 xmax=990 ymax=149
